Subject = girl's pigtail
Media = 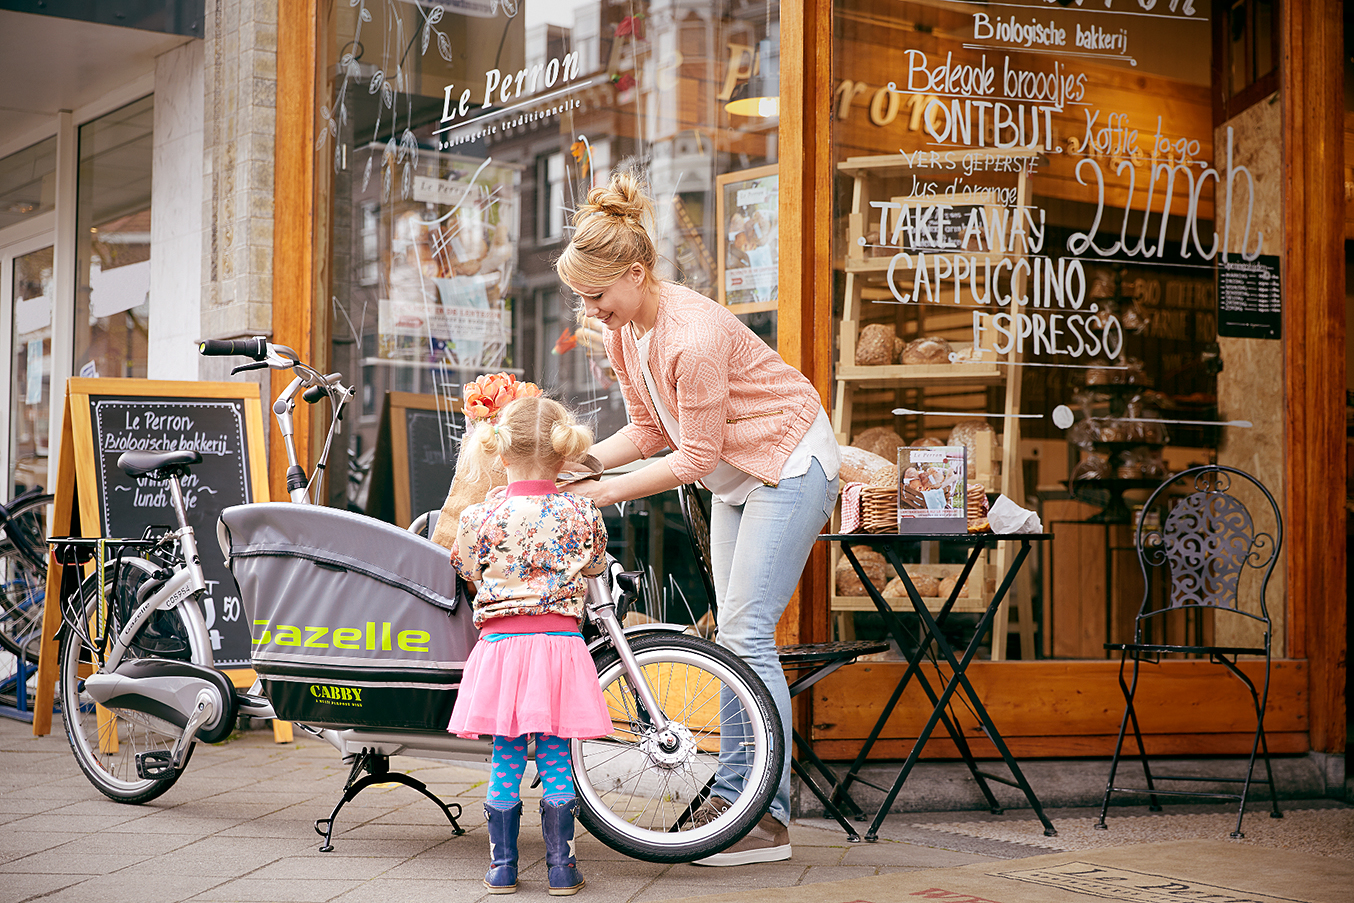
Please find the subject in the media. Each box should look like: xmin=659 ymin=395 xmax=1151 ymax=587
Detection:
xmin=551 ymin=419 xmax=593 ymax=462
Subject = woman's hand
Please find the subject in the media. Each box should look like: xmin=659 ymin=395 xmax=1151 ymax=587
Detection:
xmin=562 ymin=477 xmax=616 ymax=508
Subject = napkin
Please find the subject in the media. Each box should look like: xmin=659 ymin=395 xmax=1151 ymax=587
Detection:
xmin=988 ymin=494 xmax=1042 ymax=534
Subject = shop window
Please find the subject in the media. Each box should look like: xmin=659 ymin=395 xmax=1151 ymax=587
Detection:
xmin=74 ymin=95 xmax=154 ymax=381
xmin=317 ymin=0 xmax=781 ymax=549
xmin=0 ymin=136 xmax=57 ymax=231
xmin=829 ymin=0 xmax=1282 ymax=661
xmin=539 ymin=151 xmax=568 ymax=243
xmin=1212 ymin=0 xmax=1279 ymax=124
xmin=7 ymin=245 xmax=53 ymax=495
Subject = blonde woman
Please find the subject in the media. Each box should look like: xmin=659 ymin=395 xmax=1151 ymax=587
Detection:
xmin=557 ymin=169 xmax=840 ymax=866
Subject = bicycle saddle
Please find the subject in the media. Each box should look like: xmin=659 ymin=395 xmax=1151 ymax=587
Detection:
xmin=118 ymin=449 xmax=204 ymax=478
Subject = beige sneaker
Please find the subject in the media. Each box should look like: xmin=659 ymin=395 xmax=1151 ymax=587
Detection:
xmin=692 ymin=811 xmax=791 ymax=866
xmin=686 ymin=794 xmax=731 ymax=828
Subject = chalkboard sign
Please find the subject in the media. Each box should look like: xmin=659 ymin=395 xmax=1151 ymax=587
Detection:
xmin=1217 ymin=254 xmax=1282 ymax=340
xmin=40 ymin=379 xmax=269 ymax=675
xmin=365 ymin=391 xmax=464 ymax=528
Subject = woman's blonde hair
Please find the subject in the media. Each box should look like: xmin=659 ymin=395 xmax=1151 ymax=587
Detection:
xmin=461 ymin=395 xmax=592 ymax=482
xmin=555 ymin=168 xmax=659 ymax=295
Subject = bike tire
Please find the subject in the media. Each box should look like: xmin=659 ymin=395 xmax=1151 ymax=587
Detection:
xmin=0 ymin=492 xmax=52 ymax=662
xmin=59 ymin=557 xmax=196 ymax=804
xmin=573 ymin=632 xmax=783 ymax=863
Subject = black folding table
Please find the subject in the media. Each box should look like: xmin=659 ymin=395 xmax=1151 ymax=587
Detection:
xmin=820 ymin=532 xmax=1057 ymax=842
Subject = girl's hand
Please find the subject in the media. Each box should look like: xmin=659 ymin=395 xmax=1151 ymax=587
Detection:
xmin=484 ymin=485 xmax=508 ymax=503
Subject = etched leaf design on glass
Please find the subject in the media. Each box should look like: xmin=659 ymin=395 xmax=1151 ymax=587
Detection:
xmin=369 ymin=70 xmax=384 ymax=94
xmin=437 ymin=32 xmax=453 ymax=63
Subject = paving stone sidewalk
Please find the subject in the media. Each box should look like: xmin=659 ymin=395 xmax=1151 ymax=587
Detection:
xmin=1 ymin=716 xmax=1347 ymax=903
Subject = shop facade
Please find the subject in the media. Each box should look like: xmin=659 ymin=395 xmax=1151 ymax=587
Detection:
xmin=1 ymin=2 xmax=1346 ymax=769
xmin=266 ymin=0 xmax=1346 ymax=766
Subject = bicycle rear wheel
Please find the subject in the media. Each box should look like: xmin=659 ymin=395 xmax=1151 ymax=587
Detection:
xmin=59 ymin=557 xmax=196 ymax=803
xmin=574 ymin=633 xmax=782 ymax=863
xmin=0 ymin=492 xmax=51 ymax=662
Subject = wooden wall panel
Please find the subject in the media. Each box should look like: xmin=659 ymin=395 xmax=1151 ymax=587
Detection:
xmin=271 ymin=1 xmax=319 ymax=501
xmin=1281 ymin=0 xmax=1348 ymax=753
xmin=812 ymin=659 xmax=1308 ymax=759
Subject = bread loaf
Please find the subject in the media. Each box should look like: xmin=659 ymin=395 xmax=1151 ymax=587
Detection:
xmin=855 ymin=324 xmax=896 ymax=366
xmin=851 ymin=426 xmax=906 ymax=462
xmin=948 ymin=419 xmax=995 ymax=475
xmin=840 ymin=445 xmax=895 ymax=487
xmin=883 ymin=573 xmax=941 ymax=598
xmin=902 ymin=336 xmax=953 ymax=365
xmin=937 ymin=574 xmax=959 ymax=599
xmin=835 ymin=550 xmax=889 ymax=596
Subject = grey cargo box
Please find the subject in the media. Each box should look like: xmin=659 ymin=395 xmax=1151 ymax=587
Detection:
xmin=217 ymin=503 xmax=478 ymax=731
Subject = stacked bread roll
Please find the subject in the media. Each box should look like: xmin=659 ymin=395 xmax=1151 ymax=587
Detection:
xmin=966 ymin=482 xmax=991 ymax=533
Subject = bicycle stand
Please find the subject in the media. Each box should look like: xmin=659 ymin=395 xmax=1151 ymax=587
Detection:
xmin=314 ymin=748 xmax=465 ymax=852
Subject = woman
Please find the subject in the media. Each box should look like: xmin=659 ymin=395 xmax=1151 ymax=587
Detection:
xmin=556 ymin=169 xmax=840 ymax=867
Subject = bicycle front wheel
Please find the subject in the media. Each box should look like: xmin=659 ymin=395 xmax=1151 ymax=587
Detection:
xmin=0 ymin=492 xmax=52 ymax=662
xmin=574 ymin=633 xmax=782 ymax=863
xmin=59 ymin=557 xmax=196 ymax=803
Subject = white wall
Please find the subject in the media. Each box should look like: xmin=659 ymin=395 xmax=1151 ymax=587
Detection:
xmin=148 ymin=40 xmax=205 ymax=380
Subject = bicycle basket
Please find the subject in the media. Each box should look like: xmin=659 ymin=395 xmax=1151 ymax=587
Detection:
xmin=217 ymin=503 xmax=478 ymax=731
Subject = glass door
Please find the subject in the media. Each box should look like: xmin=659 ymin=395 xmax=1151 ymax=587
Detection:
xmin=4 ymin=243 xmax=54 ymax=497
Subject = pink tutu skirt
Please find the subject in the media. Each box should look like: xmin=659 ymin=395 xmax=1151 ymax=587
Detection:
xmin=448 ymin=632 xmax=613 ymax=739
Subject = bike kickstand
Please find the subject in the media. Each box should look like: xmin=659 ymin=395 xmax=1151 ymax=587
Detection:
xmin=314 ymin=749 xmax=464 ymax=852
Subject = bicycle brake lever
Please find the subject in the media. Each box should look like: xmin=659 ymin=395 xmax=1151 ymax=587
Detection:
xmin=231 ymin=361 xmax=270 ymax=375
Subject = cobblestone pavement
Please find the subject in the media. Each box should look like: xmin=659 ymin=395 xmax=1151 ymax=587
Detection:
xmin=1 ymin=717 xmax=1348 ymax=903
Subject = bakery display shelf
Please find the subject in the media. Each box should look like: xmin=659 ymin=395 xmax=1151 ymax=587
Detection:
xmin=1066 ymin=477 xmax=1169 ymax=524
xmin=831 ymin=152 xmax=1035 ymax=660
xmin=837 ymin=362 xmax=1005 ymax=385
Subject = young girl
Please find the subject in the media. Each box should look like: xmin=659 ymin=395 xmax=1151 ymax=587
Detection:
xmin=447 ymin=395 xmax=613 ymax=896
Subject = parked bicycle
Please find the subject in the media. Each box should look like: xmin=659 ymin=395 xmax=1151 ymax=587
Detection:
xmin=52 ymin=338 xmax=782 ymax=863
xmin=0 ymin=485 xmax=53 ymax=663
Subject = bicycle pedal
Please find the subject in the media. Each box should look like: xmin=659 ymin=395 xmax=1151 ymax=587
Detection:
xmin=135 ymin=750 xmax=176 ymax=780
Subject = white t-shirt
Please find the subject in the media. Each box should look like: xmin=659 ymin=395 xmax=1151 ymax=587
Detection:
xmin=636 ymin=330 xmax=841 ymax=505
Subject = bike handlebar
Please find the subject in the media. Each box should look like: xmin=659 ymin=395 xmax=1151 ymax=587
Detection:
xmin=199 ymin=337 xmax=267 ymax=360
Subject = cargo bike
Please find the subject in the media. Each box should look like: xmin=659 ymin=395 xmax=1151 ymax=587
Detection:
xmin=52 ymin=339 xmax=781 ymax=863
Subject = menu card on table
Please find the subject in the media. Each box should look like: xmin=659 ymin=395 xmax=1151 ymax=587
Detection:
xmin=898 ymin=446 xmax=967 ymax=534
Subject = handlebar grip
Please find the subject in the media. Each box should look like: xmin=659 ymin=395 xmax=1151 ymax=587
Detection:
xmin=199 ymin=337 xmax=267 ymax=360
xmin=302 ymin=384 xmax=328 ymax=404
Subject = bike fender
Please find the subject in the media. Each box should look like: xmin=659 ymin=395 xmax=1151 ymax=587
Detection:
xmin=585 ymin=622 xmax=692 ymax=657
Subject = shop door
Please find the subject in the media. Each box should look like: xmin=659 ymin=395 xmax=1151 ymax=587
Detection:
xmin=1 ymin=239 xmax=54 ymax=498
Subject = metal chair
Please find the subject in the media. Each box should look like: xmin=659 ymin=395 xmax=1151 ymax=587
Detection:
xmin=1096 ymin=465 xmax=1283 ymax=838
xmin=676 ymin=483 xmax=887 ymax=841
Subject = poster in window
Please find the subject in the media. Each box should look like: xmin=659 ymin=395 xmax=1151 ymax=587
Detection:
xmin=716 ymin=165 xmax=778 ymax=312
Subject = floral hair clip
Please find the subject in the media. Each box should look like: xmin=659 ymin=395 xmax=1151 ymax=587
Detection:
xmin=463 ymin=372 xmax=542 ymax=422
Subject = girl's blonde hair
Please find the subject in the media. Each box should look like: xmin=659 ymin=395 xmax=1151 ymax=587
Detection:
xmin=460 ymin=395 xmax=592 ymax=485
xmin=555 ymin=168 xmax=659 ymax=295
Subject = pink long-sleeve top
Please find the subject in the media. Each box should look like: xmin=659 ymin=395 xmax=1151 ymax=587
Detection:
xmin=603 ymin=282 xmax=824 ymax=487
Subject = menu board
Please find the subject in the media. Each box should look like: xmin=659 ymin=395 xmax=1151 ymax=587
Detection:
xmin=365 ymin=391 xmax=464 ymax=528
xmin=53 ymin=379 xmax=270 ymax=670
xmin=1217 ymin=255 xmax=1282 ymax=340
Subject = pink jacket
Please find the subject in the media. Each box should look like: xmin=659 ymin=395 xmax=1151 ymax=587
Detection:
xmin=603 ymin=282 xmax=823 ymax=486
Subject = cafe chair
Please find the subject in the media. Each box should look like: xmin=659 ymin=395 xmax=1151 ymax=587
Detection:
xmin=1096 ymin=465 xmax=1283 ymax=838
xmin=676 ymin=483 xmax=888 ymax=842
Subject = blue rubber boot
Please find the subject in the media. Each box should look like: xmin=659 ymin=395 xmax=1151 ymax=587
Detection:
xmin=540 ymin=798 xmax=585 ymax=896
xmin=483 ymin=802 xmax=521 ymax=894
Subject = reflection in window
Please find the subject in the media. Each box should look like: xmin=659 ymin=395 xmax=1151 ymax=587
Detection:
xmin=74 ymin=96 xmax=154 ymax=381
xmin=320 ymin=0 xmax=781 ymax=522
xmin=0 ymin=136 xmax=58 ymax=231
xmin=9 ymin=246 xmax=54 ymax=495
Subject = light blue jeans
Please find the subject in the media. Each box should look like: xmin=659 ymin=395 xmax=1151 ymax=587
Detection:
xmin=708 ymin=457 xmax=838 ymax=826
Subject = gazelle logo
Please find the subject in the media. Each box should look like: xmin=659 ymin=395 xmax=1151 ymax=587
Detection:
xmin=254 ymin=619 xmax=431 ymax=653
xmin=309 ymin=684 xmax=364 ymax=707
